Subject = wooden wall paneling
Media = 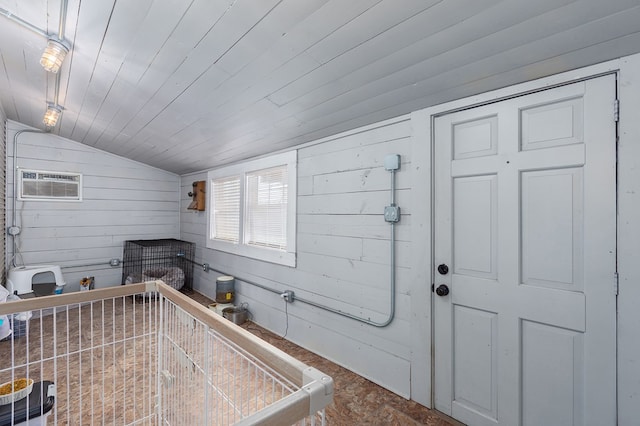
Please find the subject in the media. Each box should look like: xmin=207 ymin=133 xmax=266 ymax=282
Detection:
xmin=302 ymin=0 xmax=442 ymax=65
xmin=6 ymin=121 xmax=180 ymax=291
xmin=0 ymin=42 xmax=19 ymax=120
xmin=51 ymin=0 xmax=81 ymax=112
xmin=211 ymin=270 xmax=412 ymax=398
xmin=8 ymin=0 xmax=49 ymax=32
xmin=0 ymin=93 xmax=18 ymax=121
xmin=0 ymin=24 xmax=43 ymax=126
xmin=408 ymin=109 xmax=432 ymax=407
xmin=15 ymin=210 xmax=178 ymax=227
xmin=59 ymin=0 xmax=118 ymax=137
xmin=242 ymin=286 xmax=413 ymax=398
xmin=297 ymin=0 xmax=580 ymax=113
xmin=310 ymin=166 xmax=410 ymax=195
xmin=212 ymin=0 xmax=330 ymax=76
xmin=361 ymin=238 xmax=412 ymax=268
xmin=180 ymin=110 xmax=410 ymax=174
xmin=298 ymin=213 xmax=412 ymax=242
xmin=112 ymin=0 xmax=284 ymax=150
xmin=617 ymin=53 xmax=640 ymax=426
xmin=86 ymin=0 xmax=231 ymax=149
xmin=298 ymin=139 xmax=411 ymax=177
xmin=130 ymin=92 xmax=295 ymax=165
xmin=288 ymin=2 xmax=640 ymax=135
xmin=69 ymin=0 xmax=159 ymax=143
xmin=12 ymin=223 xmax=179 ymax=240
xmin=296 ymin=233 xmax=363 ymax=260
xmin=267 ymin=1 xmax=460 ymax=110
xmin=121 ymin=0 xmax=394 ymax=164
xmin=266 ymin=0 xmax=500 ymax=108
xmin=295 ymin=252 xmax=410 ymax=295
xmin=184 ymin=0 xmax=384 ymax=118
xmin=290 ymin=32 xmax=640 ymax=164
xmin=16 ymin=235 xmax=149 ymax=253
xmin=200 ymin=249 xmax=413 ymax=345
xmin=72 ymin=0 xmax=157 ymax=145
xmin=174 ymin=0 xmax=436 ymax=132
xmin=180 ymin=115 xmax=415 ymax=398
xmin=298 ymin=119 xmax=411 ymax=158
xmin=298 ymin=189 xmax=411 ymax=215
xmin=12 ymin=141 xmax=178 ymax=181
xmin=196 ymin=0 xmax=632 ymax=162
xmin=11 ymin=200 xmax=178 ymax=213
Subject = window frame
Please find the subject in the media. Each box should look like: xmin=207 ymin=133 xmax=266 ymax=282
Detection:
xmin=206 ymin=151 xmax=297 ymax=267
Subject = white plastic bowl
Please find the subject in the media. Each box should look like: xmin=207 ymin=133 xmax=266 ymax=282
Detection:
xmin=0 ymin=378 xmax=34 ymax=405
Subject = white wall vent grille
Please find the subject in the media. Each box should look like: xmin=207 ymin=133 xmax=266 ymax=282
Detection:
xmin=20 ymin=170 xmax=82 ymax=201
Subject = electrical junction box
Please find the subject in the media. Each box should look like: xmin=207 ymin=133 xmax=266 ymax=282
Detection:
xmin=384 ymin=205 xmax=400 ymax=223
xmin=384 ymin=154 xmax=400 ymax=171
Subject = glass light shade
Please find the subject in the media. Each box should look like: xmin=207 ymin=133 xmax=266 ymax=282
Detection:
xmin=43 ymin=106 xmax=62 ymax=127
xmin=40 ymin=39 xmax=68 ymax=73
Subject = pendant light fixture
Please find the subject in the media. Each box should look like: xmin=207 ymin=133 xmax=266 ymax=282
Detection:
xmin=40 ymin=38 xmax=69 ymax=73
xmin=43 ymin=105 xmax=62 ymax=128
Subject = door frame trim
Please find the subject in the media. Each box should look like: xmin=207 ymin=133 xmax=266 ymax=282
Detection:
xmin=409 ymin=57 xmax=623 ymax=410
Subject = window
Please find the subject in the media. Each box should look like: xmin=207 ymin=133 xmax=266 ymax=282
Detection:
xmin=19 ymin=169 xmax=82 ymax=201
xmin=207 ymin=151 xmax=296 ymax=266
xmin=211 ymin=176 xmax=241 ymax=243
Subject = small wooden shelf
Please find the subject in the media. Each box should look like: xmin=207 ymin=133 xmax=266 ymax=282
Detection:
xmin=187 ymin=181 xmax=206 ymax=211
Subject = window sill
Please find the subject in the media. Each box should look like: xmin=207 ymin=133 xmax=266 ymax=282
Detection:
xmin=207 ymin=239 xmax=296 ymax=267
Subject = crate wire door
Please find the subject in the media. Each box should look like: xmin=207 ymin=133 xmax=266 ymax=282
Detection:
xmin=0 ymin=282 xmax=332 ymax=425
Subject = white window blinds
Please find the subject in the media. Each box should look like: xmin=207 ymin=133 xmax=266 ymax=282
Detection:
xmin=212 ymin=176 xmax=241 ymax=243
xmin=207 ymin=150 xmax=296 ymax=267
xmin=244 ymin=165 xmax=288 ymax=250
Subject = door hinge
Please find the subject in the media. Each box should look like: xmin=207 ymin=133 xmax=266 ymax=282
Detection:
xmin=614 ymin=99 xmax=619 ymax=122
xmin=614 ymin=272 xmax=619 ymax=295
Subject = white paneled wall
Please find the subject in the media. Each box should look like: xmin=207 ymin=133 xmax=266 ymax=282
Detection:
xmin=182 ymin=54 xmax=640 ymax=416
xmin=5 ymin=121 xmax=180 ymax=292
xmin=617 ymin=54 xmax=640 ymax=426
xmin=180 ymin=116 xmax=426 ymax=399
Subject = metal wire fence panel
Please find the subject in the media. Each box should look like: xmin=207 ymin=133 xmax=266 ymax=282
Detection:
xmin=159 ymin=300 xmax=304 ymax=424
xmin=0 ymin=293 xmax=159 ymax=425
xmin=0 ymin=282 xmax=330 ymax=425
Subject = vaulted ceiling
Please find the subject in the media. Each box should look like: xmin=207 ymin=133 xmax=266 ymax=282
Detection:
xmin=1 ymin=0 xmax=639 ymax=174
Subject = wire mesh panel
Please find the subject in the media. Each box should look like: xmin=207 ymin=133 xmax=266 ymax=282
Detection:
xmin=0 ymin=285 xmax=160 ymax=425
xmin=121 ymin=239 xmax=195 ymax=292
xmin=159 ymin=301 xmax=326 ymax=425
xmin=0 ymin=282 xmax=332 ymax=426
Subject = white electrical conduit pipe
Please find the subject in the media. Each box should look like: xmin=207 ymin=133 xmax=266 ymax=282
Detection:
xmin=54 ymin=0 xmax=69 ymax=108
xmin=7 ymin=1 xmax=70 ymax=267
xmin=0 ymin=7 xmax=48 ymax=38
xmin=10 ymin=130 xmax=46 ymax=267
xmin=0 ymin=0 xmax=68 ymax=40
xmin=1 ymin=0 xmax=69 ymax=116
xmin=211 ymin=166 xmax=399 ymax=328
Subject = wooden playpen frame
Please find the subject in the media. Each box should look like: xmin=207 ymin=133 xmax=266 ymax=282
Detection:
xmin=0 ymin=281 xmax=333 ymax=425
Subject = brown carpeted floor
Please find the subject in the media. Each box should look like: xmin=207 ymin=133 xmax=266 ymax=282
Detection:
xmin=189 ymin=292 xmax=458 ymax=426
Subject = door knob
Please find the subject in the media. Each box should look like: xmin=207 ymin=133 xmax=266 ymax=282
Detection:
xmin=437 ymin=264 xmax=449 ymax=275
xmin=435 ymin=284 xmax=450 ymax=296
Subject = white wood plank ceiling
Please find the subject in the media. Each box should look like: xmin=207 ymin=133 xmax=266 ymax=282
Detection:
xmin=1 ymin=0 xmax=639 ymax=174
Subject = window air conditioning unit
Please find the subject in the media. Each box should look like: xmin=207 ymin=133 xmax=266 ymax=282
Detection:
xmin=19 ymin=169 xmax=82 ymax=201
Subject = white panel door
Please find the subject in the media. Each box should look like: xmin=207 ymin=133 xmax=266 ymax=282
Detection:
xmin=433 ymin=75 xmax=617 ymax=426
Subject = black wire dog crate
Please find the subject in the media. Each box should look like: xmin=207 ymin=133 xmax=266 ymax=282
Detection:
xmin=121 ymin=239 xmax=195 ymax=292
